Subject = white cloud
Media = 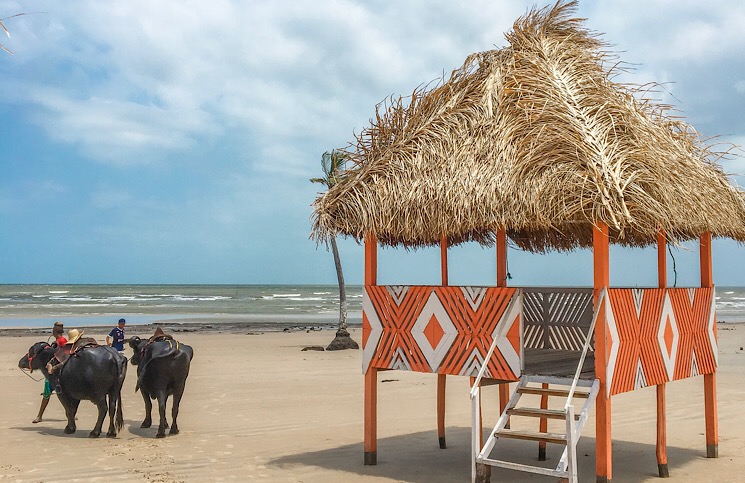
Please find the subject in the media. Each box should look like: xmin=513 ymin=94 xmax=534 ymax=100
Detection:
xmin=2 ymin=0 xmax=538 ymax=169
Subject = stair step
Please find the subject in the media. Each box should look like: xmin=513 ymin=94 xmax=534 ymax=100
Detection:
xmin=507 ymin=407 xmax=580 ymax=420
xmin=479 ymin=457 xmax=569 ymax=478
xmin=517 ymin=386 xmax=590 ymax=398
xmin=496 ymin=428 xmax=567 ymax=444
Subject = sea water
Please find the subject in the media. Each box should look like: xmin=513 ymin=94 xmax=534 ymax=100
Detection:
xmin=1 ymin=284 xmax=744 ymax=329
xmin=0 ymin=284 xmax=363 ymax=328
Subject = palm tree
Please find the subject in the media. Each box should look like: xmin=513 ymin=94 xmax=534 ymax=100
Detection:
xmin=311 ymin=150 xmax=358 ymax=350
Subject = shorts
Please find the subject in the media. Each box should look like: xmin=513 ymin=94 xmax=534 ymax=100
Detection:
xmin=43 ymin=379 xmax=53 ymax=400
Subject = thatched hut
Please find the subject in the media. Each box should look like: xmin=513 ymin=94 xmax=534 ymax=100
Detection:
xmin=311 ymin=1 xmax=745 ymax=482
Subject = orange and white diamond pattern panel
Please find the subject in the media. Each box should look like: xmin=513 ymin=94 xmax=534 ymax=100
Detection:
xmin=411 ymin=292 xmax=458 ymax=373
xmin=604 ymin=287 xmax=717 ymax=396
xmin=361 ymin=285 xmax=522 ymax=380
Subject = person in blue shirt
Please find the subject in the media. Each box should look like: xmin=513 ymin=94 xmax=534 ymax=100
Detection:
xmin=106 ymin=318 xmax=126 ymax=352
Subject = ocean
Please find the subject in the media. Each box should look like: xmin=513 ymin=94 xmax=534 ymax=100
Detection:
xmin=1 ymin=284 xmax=744 ymax=329
xmin=0 ymin=284 xmax=363 ymax=329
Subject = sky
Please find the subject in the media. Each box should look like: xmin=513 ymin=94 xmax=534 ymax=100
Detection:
xmin=1 ymin=0 xmax=744 ymax=286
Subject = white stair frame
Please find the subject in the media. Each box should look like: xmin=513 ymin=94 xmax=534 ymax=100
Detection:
xmin=470 ymin=289 xmax=605 ymax=482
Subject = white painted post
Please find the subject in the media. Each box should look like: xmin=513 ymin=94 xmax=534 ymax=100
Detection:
xmin=471 ymin=388 xmax=480 ymax=483
xmin=566 ymin=405 xmax=578 ymax=482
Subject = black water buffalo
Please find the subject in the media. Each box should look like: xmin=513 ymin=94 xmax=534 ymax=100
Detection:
xmin=19 ymin=342 xmax=127 ymax=437
xmin=129 ymin=335 xmax=193 ymax=438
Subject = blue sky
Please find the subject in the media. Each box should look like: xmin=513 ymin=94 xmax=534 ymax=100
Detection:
xmin=1 ymin=1 xmax=744 ymax=286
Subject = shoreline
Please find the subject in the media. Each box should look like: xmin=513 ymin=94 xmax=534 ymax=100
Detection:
xmin=0 ymin=318 xmax=354 ymax=338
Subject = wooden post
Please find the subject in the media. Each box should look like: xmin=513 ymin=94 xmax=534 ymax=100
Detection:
xmin=539 ymin=288 xmax=549 ymax=460
xmin=539 ymin=383 xmax=549 ymax=461
xmin=700 ymin=232 xmax=718 ymax=458
xmin=656 ymin=231 xmax=669 ymax=477
xmin=364 ymin=233 xmax=378 ymax=465
xmin=593 ymin=222 xmax=612 ymax=483
xmin=496 ymin=228 xmax=511 ymax=425
xmin=438 ymin=236 xmax=448 ymax=449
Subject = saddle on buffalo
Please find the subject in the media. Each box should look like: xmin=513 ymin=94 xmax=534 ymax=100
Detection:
xmin=148 ymin=326 xmax=174 ymax=343
xmin=53 ymin=333 xmax=99 ymax=364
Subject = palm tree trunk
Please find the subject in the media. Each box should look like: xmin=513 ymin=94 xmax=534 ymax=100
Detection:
xmin=330 ymin=236 xmax=347 ymax=331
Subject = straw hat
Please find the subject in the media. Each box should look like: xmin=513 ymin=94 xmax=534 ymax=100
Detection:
xmin=66 ymin=329 xmax=84 ymax=345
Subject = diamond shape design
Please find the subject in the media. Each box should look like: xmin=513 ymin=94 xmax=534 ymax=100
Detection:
xmin=386 ymin=285 xmax=409 ymax=306
xmin=412 ymin=292 xmax=457 ymax=372
xmin=663 ymin=315 xmax=674 ymax=355
xmin=707 ymin=289 xmax=718 ymax=367
xmin=634 ymin=357 xmax=647 ymax=390
xmin=461 ymin=286 xmax=487 ymax=311
xmin=657 ymin=293 xmax=679 ymax=381
xmin=361 ymin=287 xmax=384 ymax=374
xmin=492 ymin=290 xmax=523 ymax=377
xmin=390 ymin=347 xmax=412 ymax=371
xmin=424 ymin=314 xmax=445 ymax=349
xmin=459 ymin=349 xmax=489 ymax=378
xmin=604 ymin=290 xmax=620 ymax=396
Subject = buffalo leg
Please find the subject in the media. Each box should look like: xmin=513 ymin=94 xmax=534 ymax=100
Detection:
xmin=141 ymin=391 xmax=153 ymax=428
xmin=106 ymin=390 xmax=118 ymax=437
xmin=170 ymin=387 xmax=184 ymax=435
xmin=90 ymin=398 xmax=108 ymax=438
xmin=156 ymin=391 xmax=168 ymax=438
xmin=59 ymin=395 xmax=79 ymax=434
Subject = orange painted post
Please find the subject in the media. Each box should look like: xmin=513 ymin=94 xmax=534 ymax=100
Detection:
xmin=656 ymin=231 xmax=669 ymax=477
xmin=364 ymin=368 xmax=378 ymax=465
xmin=364 ymin=233 xmax=377 ymax=287
xmin=364 ymin=233 xmax=378 ymax=465
xmin=437 ymin=374 xmax=447 ymax=449
xmin=538 ymin=383 xmax=548 ymax=461
xmin=496 ymin=228 xmax=511 ymax=427
xmin=438 ymin=236 xmax=448 ymax=449
xmin=496 ymin=228 xmax=507 ymax=287
xmin=593 ymin=222 xmax=612 ymax=483
xmin=700 ymin=232 xmax=719 ymax=458
xmin=441 ymin=235 xmax=449 ymax=286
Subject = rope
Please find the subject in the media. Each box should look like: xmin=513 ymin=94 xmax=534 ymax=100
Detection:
xmin=19 ymin=367 xmax=45 ymax=383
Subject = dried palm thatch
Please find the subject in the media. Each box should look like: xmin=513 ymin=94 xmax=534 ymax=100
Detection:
xmin=311 ymin=0 xmax=745 ymax=252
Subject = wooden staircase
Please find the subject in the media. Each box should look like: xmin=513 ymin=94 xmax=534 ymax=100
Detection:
xmin=473 ymin=375 xmax=599 ymax=482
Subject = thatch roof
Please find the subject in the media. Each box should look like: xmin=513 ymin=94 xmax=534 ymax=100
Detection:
xmin=311 ymin=0 xmax=745 ymax=252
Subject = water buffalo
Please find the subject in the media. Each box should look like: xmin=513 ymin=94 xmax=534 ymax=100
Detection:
xmin=19 ymin=341 xmax=127 ymax=437
xmin=129 ymin=334 xmax=193 ymax=438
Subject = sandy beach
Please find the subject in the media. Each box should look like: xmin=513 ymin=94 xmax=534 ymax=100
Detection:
xmin=2 ymin=323 xmax=744 ymax=482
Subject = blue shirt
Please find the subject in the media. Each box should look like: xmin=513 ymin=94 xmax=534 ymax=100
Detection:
xmin=109 ymin=327 xmax=125 ymax=351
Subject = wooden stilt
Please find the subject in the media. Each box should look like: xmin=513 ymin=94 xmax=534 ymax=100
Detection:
xmin=700 ymin=232 xmax=719 ymax=458
xmin=437 ymin=374 xmax=447 ymax=449
xmin=656 ymin=385 xmax=669 ymax=477
xmin=656 ymin=231 xmax=669 ymax=477
xmin=364 ymin=233 xmax=378 ymax=465
xmin=496 ymin=228 xmax=510 ymax=427
xmin=538 ymin=383 xmax=548 ymax=461
xmin=364 ymin=367 xmax=378 ymax=465
xmin=593 ymin=222 xmax=612 ymax=483
xmin=437 ymin=236 xmax=448 ymax=449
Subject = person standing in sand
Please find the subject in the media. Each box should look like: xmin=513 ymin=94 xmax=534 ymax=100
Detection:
xmin=32 ymin=321 xmax=67 ymax=423
xmin=106 ymin=318 xmax=126 ymax=353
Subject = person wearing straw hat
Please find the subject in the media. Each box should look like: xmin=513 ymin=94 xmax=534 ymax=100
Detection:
xmin=46 ymin=328 xmax=84 ymax=375
xmin=32 ymin=322 xmax=67 ymax=423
